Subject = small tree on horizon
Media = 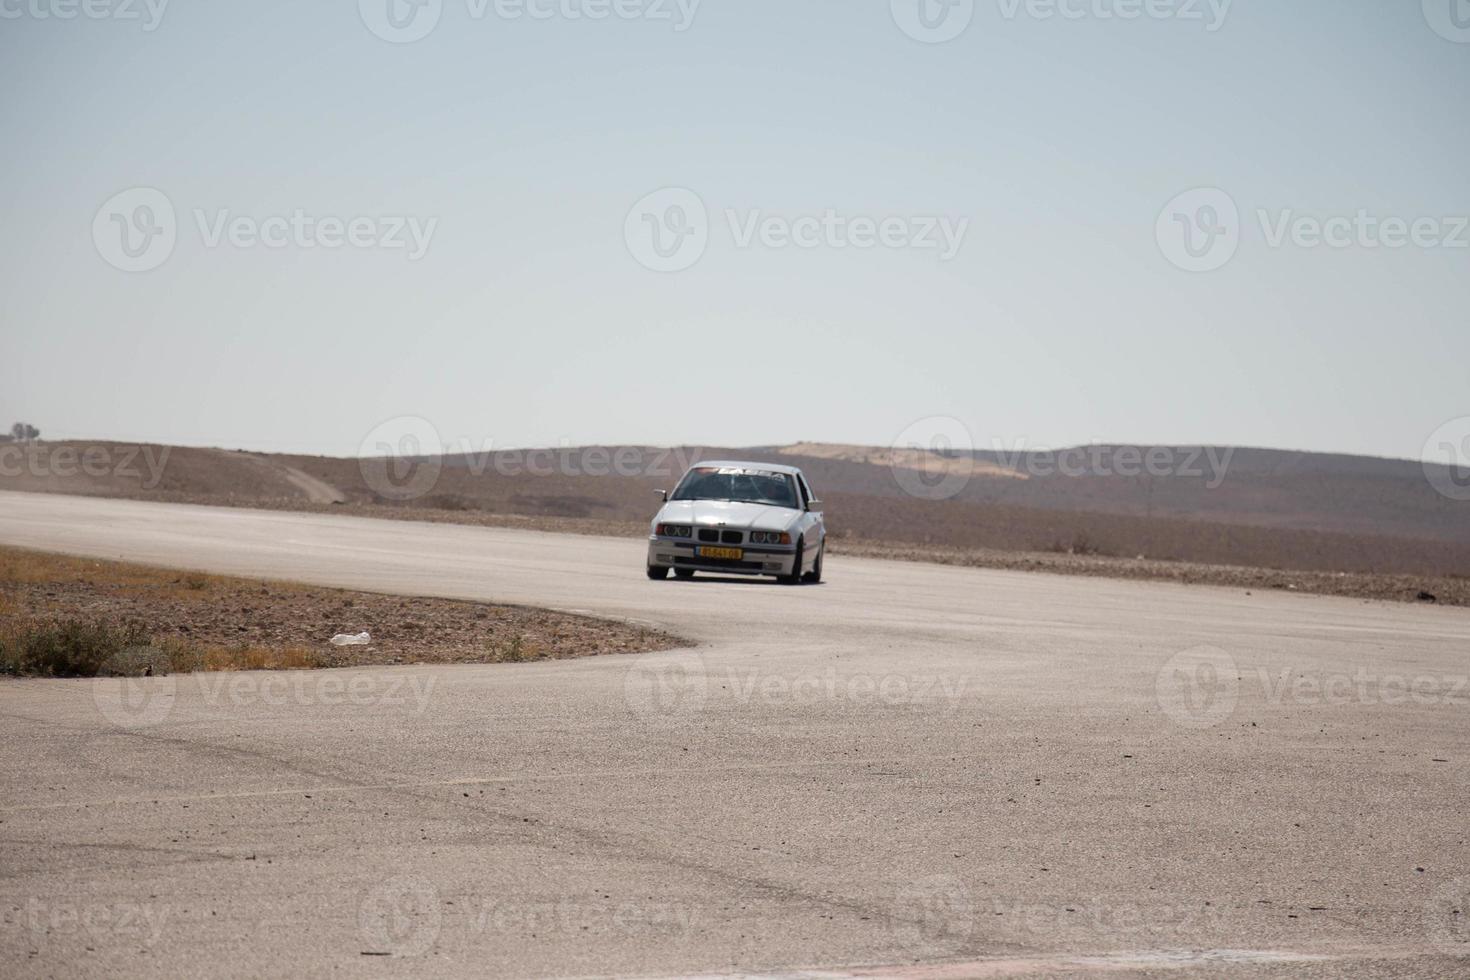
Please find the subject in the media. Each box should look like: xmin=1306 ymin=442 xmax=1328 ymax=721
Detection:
xmin=9 ymin=422 xmax=40 ymax=443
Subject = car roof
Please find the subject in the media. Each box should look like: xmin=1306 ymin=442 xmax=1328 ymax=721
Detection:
xmin=686 ymin=460 xmax=805 ymax=477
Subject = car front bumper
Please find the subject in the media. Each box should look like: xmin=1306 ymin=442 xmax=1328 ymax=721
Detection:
xmin=647 ymin=537 xmax=797 ymax=577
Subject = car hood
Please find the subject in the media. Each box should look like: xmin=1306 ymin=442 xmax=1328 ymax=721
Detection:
xmin=656 ymin=499 xmax=802 ymax=531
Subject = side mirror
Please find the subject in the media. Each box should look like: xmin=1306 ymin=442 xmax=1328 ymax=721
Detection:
xmin=807 ymin=499 xmax=823 ymax=513
xmin=653 ymin=489 xmax=668 ymax=503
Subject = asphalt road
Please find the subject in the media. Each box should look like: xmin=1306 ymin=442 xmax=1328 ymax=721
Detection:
xmin=1 ymin=491 xmax=1468 ymax=979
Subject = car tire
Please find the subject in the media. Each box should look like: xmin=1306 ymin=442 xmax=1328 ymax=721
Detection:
xmin=802 ymin=543 xmax=823 ymax=584
xmin=646 ymin=565 xmax=669 ymax=580
xmin=779 ymin=538 xmax=804 ymax=585
xmin=674 ymin=568 xmax=695 ymax=580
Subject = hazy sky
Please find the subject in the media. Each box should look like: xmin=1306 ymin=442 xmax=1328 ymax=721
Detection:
xmin=2 ymin=0 xmax=1467 ymax=461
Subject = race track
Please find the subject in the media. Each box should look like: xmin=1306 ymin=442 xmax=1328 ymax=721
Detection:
xmin=1 ymin=491 xmax=1468 ymax=978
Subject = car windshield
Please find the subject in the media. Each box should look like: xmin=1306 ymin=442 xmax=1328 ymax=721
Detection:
xmin=672 ymin=468 xmax=799 ymax=508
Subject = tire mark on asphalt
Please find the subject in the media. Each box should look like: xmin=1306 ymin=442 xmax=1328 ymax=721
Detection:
xmin=0 ymin=758 xmax=1036 ymax=958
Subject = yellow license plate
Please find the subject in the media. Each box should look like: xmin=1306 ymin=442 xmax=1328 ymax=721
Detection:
xmin=698 ymin=546 xmax=743 ymax=561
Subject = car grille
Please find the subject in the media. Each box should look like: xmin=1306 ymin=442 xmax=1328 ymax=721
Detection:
xmin=696 ymin=529 xmax=743 ymax=544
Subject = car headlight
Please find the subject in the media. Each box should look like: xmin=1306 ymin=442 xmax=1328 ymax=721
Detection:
xmin=657 ymin=523 xmax=693 ymax=538
xmin=749 ymin=530 xmax=791 ymax=545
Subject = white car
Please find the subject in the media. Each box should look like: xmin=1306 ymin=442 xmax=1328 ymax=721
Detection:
xmin=647 ymin=461 xmax=826 ymax=584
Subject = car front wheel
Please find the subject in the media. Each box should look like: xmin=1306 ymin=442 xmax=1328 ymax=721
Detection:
xmin=779 ymin=538 xmax=804 ymax=585
xmin=802 ymin=543 xmax=823 ymax=584
xmin=646 ymin=565 xmax=669 ymax=580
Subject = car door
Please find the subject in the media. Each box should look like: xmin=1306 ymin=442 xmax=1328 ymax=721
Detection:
xmin=796 ymin=472 xmax=823 ymax=547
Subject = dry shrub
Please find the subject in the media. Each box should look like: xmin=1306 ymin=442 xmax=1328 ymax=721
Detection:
xmin=483 ymin=634 xmax=545 ymax=663
xmin=1046 ymin=534 xmax=1112 ymax=557
xmin=200 ymin=646 xmax=325 ymax=671
xmin=180 ymin=572 xmax=211 ymax=591
xmin=0 ymin=617 xmax=152 ymax=677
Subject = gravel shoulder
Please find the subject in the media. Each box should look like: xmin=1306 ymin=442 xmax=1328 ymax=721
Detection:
xmin=0 ymin=545 xmax=684 ymax=676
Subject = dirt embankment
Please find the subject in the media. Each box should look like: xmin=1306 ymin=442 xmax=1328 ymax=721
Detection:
xmin=0 ymin=546 xmax=683 ymax=677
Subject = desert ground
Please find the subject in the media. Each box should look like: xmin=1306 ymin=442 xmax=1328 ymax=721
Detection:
xmin=1 ymin=491 xmax=1468 ymax=978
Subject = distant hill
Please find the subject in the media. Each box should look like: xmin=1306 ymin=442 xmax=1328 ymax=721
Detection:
xmin=2 ymin=439 xmax=1465 ymax=577
xmin=768 ymin=443 xmax=1469 ymax=545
